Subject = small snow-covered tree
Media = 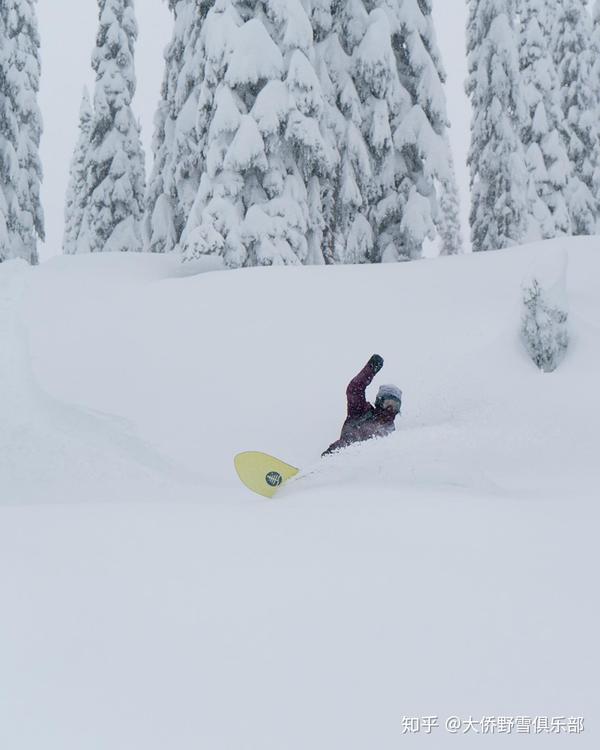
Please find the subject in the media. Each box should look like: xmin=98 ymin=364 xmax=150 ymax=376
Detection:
xmin=553 ymin=0 xmax=600 ymax=235
xmin=519 ymin=0 xmax=571 ymax=240
xmin=467 ymin=0 xmax=529 ymax=252
xmin=180 ymin=0 xmax=335 ymax=267
xmin=81 ymin=0 xmax=146 ymax=253
xmin=63 ymin=89 xmax=92 ymax=255
xmin=145 ymin=0 xmax=210 ymax=254
xmin=521 ymin=276 xmax=568 ymax=372
xmin=0 ymin=0 xmax=44 ymax=264
xmin=438 ymin=137 xmax=463 ymax=255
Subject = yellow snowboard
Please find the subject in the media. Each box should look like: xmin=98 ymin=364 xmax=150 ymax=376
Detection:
xmin=234 ymin=451 xmax=299 ymax=498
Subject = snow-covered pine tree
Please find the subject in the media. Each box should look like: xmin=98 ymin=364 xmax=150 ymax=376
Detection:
xmin=180 ymin=0 xmax=335 ymax=267
xmin=145 ymin=0 xmax=185 ymax=255
xmin=553 ymin=0 xmax=600 ymax=235
xmin=0 ymin=9 xmax=19 ymax=262
xmin=0 ymin=0 xmax=44 ymax=264
xmin=145 ymin=0 xmax=211 ymax=254
xmin=317 ymin=0 xmax=373 ymax=264
xmin=320 ymin=0 xmax=454 ymax=263
xmin=592 ymin=0 xmax=600 ymax=79
xmin=391 ymin=0 xmax=455 ymax=260
xmin=63 ymin=89 xmax=93 ymax=255
xmin=81 ymin=0 xmax=146 ymax=253
xmin=467 ymin=0 xmax=529 ymax=252
xmin=358 ymin=0 xmax=453 ymax=261
xmin=519 ymin=0 xmax=571 ymax=240
xmin=438 ymin=138 xmax=463 ymax=255
xmin=589 ymin=0 xmax=600 ymax=221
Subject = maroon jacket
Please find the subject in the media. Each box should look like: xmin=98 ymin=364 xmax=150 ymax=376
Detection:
xmin=322 ymin=362 xmax=397 ymax=456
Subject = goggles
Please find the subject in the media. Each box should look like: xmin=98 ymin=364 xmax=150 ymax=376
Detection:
xmin=380 ymin=397 xmax=401 ymax=412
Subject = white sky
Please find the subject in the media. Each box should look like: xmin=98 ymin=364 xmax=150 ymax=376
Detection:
xmin=37 ymin=0 xmax=470 ymax=261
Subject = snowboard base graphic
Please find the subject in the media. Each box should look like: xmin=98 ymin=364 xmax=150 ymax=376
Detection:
xmin=234 ymin=451 xmax=299 ymax=498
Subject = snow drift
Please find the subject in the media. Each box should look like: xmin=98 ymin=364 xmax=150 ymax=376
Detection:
xmin=1 ymin=238 xmax=599 ymax=748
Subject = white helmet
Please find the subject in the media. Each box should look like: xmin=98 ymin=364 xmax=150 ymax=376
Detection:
xmin=375 ymin=384 xmax=402 ymax=412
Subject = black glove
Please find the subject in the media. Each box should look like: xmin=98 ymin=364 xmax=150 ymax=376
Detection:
xmin=368 ymin=354 xmax=384 ymax=374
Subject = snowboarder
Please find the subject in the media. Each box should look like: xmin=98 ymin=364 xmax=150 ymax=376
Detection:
xmin=322 ymin=355 xmax=402 ymax=456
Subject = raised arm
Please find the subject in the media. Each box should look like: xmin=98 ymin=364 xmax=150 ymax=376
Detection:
xmin=346 ymin=355 xmax=383 ymax=418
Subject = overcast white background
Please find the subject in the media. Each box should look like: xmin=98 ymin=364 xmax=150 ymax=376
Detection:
xmin=37 ymin=0 xmax=470 ymax=261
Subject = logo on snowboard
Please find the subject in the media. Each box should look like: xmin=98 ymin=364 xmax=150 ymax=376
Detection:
xmin=265 ymin=471 xmax=283 ymax=487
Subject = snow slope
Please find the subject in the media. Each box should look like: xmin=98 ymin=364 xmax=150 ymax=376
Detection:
xmin=1 ymin=239 xmax=599 ymax=748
